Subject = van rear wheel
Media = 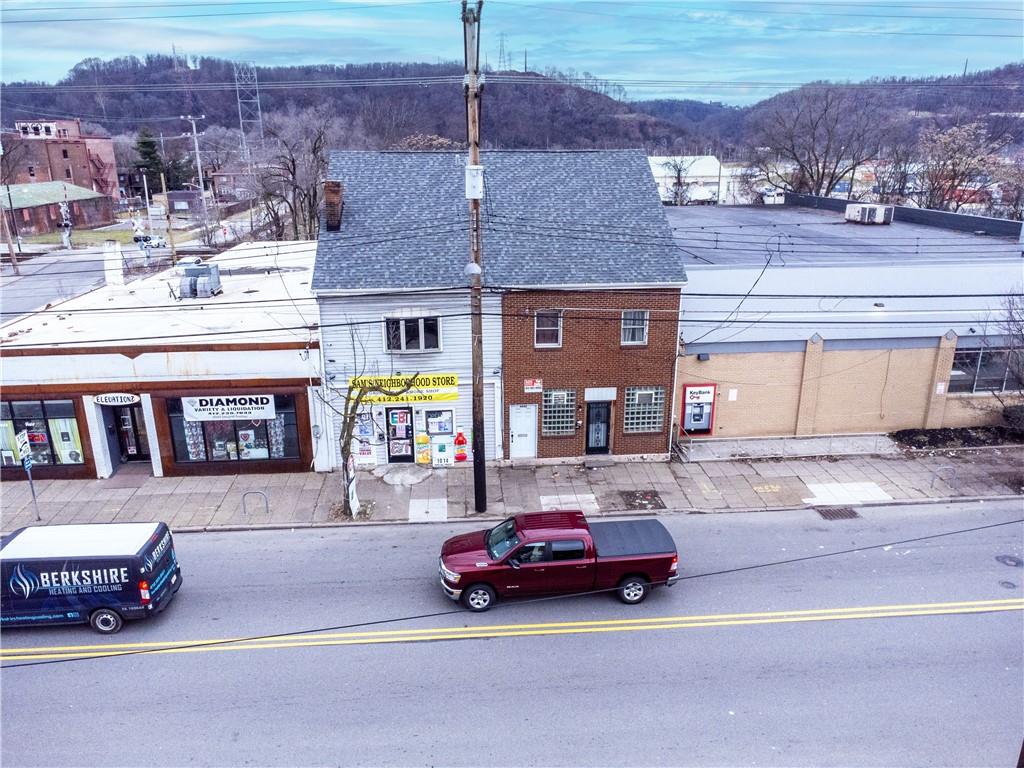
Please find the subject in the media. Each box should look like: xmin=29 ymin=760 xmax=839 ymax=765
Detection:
xmin=617 ymin=577 xmax=650 ymax=605
xmin=89 ymin=608 xmax=123 ymax=634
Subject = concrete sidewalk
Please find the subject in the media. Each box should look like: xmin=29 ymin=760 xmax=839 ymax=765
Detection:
xmin=2 ymin=448 xmax=1022 ymax=534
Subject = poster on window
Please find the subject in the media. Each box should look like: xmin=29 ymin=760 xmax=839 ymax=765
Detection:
xmin=182 ymin=395 xmax=276 ymax=422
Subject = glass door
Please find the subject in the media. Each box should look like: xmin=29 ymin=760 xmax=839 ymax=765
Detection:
xmin=117 ymin=405 xmax=150 ymax=462
xmin=385 ymin=407 xmax=414 ymax=463
xmin=586 ymin=402 xmax=610 ymax=455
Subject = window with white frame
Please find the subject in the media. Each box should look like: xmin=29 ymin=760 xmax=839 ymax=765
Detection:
xmin=534 ymin=311 xmax=562 ymax=347
xmin=542 ymin=389 xmax=576 ymax=435
xmin=624 ymin=386 xmax=665 ymax=433
xmin=384 ymin=317 xmax=440 ymax=353
xmin=621 ymin=310 xmax=649 ymax=345
xmin=948 ymin=347 xmax=1022 ymax=394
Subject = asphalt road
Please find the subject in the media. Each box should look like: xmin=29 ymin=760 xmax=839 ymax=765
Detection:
xmin=1 ymin=249 xmax=106 ymax=317
xmin=2 ymin=500 xmax=1022 ymax=767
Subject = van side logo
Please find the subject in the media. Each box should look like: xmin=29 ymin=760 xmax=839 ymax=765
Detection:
xmin=8 ymin=564 xmax=41 ymax=599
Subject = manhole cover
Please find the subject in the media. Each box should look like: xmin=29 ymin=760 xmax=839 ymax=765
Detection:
xmin=995 ymin=555 xmax=1023 ymax=568
xmin=620 ymin=490 xmax=666 ymax=510
xmin=816 ymin=506 xmax=861 ymax=520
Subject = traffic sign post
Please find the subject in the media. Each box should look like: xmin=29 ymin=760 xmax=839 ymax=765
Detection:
xmin=15 ymin=430 xmax=41 ymax=521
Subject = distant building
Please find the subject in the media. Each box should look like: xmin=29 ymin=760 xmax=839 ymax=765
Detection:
xmin=0 ymin=181 xmax=115 ymax=236
xmin=2 ymin=119 xmax=119 ymax=201
xmin=648 ymin=155 xmax=722 ymax=204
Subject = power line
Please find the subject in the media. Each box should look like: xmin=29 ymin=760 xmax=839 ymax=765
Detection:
xmin=0 ymin=0 xmax=449 ymax=24
xmin=3 ymin=516 xmax=1020 ymax=670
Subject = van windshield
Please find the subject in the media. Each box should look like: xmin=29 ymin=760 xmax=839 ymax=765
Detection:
xmin=486 ymin=520 xmax=520 ymax=560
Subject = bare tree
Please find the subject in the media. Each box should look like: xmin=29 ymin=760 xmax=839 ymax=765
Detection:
xmin=197 ymin=125 xmax=242 ymax=198
xmin=111 ymin=133 xmax=140 ymax=172
xmin=255 ymin=106 xmax=344 ymax=240
xmin=990 ymin=156 xmax=1024 ymax=221
xmin=747 ymin=86 xmax=884 ymax=197
xmin=358 ymin=97 xmax=413 ymax=148
xmin=913 ymin=122 xmax=1009 ymax=212
xmin=660 ymin=157 xmax=696 ymax=206
xmin=391 ymin=133 xmax=466 ymax=151
xmin=0 ymin=135 xmax=29 ymax=185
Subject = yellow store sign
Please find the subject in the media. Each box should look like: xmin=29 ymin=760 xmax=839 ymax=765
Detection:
xmin=350 ymin=373 xmax=459 ymax=404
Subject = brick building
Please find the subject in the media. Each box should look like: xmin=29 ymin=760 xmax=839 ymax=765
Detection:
xmin=1 ymin=181 xmax=115 ymax=236
xmin=667 ymin=197 xmax=1023 ymax=443
xmin=313 ymin=148 xmax=686 ymax=468
xmin=503 ymin=288 xmax=681 ymax=460
xmin=2 ymin=119 xmax=119 ymax=201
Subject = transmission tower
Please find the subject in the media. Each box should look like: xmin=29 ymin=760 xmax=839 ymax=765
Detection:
xmin=234 ymin=61 xmax=265 ymax=161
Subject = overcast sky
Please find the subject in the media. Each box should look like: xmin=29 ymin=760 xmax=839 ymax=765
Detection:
xmin=2 ymin=0 xmax=1022 ymax=105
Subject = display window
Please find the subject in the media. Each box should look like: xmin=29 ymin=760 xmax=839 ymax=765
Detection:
xmin=0 ymin=400 xmax=85 ymax=466
xmin=168 ymin=394 xmax=299 ymax=463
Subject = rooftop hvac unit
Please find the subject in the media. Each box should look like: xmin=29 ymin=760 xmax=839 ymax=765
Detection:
xmin=178 ymin=263 xmax=222 ymax=298
xmin=845 ymin=203 xmax=894 ymax=225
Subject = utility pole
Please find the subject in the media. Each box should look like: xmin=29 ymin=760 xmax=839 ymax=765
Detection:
xmin=181 ymin=114 xmax=210 ymax=230
xmin=141 ymin=171 xmax=154 ymax=233
xmin=0 ymin=142 xmax=20 ymax=273
xmin=160 ymin=172 xmax=178 ymax=265
xmin=463 ymin=0 xmax=487 ymax=514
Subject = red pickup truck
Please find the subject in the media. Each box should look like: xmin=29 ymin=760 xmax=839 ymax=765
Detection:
xmin=438 ymin=510 xmax=679 ymax=611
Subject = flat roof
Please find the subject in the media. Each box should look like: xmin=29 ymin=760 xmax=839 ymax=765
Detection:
xmin=0 ymin=181 xmax=104 ymax=210
xmin=1 ymin=522 xmax=161 ymax=559
xmin=0 ymin=241 xmax=318 ymax=350
xmin=667 ymin=205 xmax=1021 ymax=267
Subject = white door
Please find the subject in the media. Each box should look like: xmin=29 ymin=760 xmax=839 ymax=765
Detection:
xmin=509 ymin=404 xmax=537 ymax=459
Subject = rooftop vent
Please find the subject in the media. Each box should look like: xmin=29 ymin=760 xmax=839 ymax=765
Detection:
xmin=178 ymin=263 xmax=222 ymax=298
xmin=845 ymin=203 xmax=894 ymax=225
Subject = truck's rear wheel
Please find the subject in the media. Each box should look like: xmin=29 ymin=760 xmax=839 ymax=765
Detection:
xmin=461 ymin=584 xmax=496 ymax=612
xmin=89 ymin=608 xmax=124 ymax=634
xmin=617 ymin=576 xmax=649 ymax=605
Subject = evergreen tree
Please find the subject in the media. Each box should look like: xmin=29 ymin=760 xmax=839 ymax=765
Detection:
xmin=133 ymin=128 xmax=165 ymax=192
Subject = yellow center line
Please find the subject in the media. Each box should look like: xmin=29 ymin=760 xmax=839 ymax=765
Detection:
xmin=2 ymin=598 xmax=1021 ymax=662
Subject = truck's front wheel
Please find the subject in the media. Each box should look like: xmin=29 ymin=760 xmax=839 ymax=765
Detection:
xmin=617 ymin=577 xmax=649 ymax=605
xmin=461 ymin=584 xmax=496 ymax=612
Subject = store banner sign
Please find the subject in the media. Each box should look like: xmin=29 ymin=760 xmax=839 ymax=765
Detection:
xmin=684 ymin=385 xmax=715 ymax=403
xmin=182 ymin=395 xmax=276 ymax=422
xmin=93 ymin=393 xmax=141 ymax=406
xmin=351 ymin=374 xmax=459 ymax=404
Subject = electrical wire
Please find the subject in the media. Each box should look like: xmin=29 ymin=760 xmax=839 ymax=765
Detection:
xmin=2 ymin=515 xmax=1020 ymax=670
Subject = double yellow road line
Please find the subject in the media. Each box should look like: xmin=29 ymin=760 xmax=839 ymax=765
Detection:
xmin=3 ymin=598 xmax=1021 ymax=663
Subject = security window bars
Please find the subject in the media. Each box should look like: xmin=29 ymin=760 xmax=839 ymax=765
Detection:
xmin=535 ymin=311 xmax=562 ymax=348
xmin=384 ymin=317 xmax=440 ymax=353
xmin=624 ymin=386 xmax=665 ymax=433
xmin=621 ymin=310 xmax=649 ymax=345
xmin=948 ymin=348 xmax=1022 ymax=394
xmin=542 ymin=389 xmax=576 ymax=436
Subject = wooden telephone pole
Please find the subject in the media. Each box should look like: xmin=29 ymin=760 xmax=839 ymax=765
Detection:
xmin=463 ymin=0 xmax=487 ymax=513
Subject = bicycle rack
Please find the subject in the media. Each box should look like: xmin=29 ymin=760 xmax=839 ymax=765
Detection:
xmin=930 ymin=466 xmax=959 ymax=490
xmin=242 ymin=490 xmax=269 ymax=516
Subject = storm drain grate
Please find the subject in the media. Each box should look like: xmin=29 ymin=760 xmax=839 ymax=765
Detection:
xmin=816 ymin=506 xmax=861 ymax=520
xmin=620 ymin=490 xmax=666 ymax=510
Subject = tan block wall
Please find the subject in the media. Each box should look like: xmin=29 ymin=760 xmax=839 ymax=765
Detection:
xmin=674 ymin=351 xmax=804 ymax=437
xmin=941 ymin=396 xmax=1005 ymax=427
xmin=813 ymin=348 xmax=936 ymax=432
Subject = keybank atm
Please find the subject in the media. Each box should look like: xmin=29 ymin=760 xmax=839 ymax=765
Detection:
xmin=682 ymin=384 xmax=715 ymax=433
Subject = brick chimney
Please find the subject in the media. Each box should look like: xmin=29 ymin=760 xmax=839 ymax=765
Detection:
xmin=324 ymin=180 xmax=343 ymax=232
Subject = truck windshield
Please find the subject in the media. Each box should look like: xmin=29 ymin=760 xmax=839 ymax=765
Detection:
xmin=486 ymin=519 xmax=520 ymax=560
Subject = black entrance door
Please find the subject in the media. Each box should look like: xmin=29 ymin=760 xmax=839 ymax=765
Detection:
xmin=586 ymin=402 xmax=610 ymax=454
xmin=116 ymin=405 xmax=150 ymax=462
xmin=385 ymin=407 xmax=414 ymax=463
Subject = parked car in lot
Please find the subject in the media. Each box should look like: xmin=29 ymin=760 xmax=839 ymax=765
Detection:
xmin=1 ymin=522 xmax=182 ymax=634
xmin=439 ymin=510 xmax=678 ymax=611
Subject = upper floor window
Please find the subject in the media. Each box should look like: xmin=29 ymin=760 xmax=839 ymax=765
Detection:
xmin=62 ymin=149 xmax=69 ymax=159
xmin=534 ymin=310 xmax=562 ymax=348
xmin=64 ymin=168 xmax=72 ymax=179
xmin=949 ymin=347 xmax=1022 ymax=394
xmin=58 ymin=129 xmax=69 ymax=138
xmin=27 ymin=165 xmax=36 ymax=178
xmin=621 ymin=310 xmax=649 ymax=345
xmin=385 ymin=317 xmax=440 ymax=353
xmin=44 ymin=126 xmax=52 ymax=136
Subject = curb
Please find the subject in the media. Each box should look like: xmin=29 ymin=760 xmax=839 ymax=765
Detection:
xmin=161 ymin=493 xmax=1024 ymax=535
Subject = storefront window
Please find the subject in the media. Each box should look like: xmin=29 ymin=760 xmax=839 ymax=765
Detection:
xmin=0 ymin=400 xmax=84 ymax=466
xmin=949 ymin=348 xmax=1020 ymax=394
xmin=168 ymin=395 xmax=299 ymax=463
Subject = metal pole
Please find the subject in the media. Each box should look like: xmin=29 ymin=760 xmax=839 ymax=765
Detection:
xmin=181 ymin=114 xmax=210 ymax=229
xmin=5 ymin=184 xmax=22 ymax=256
xmin=161 ymin=172 xmax=178 ymax=266
xmin=26 ymin=465 xmax=41 ymax=521
xmin=1 ymin=193 xmax=19 ymax=274
xmin=141 ymin=171 xmax=153 ymax=234
xmin=463 ymin=0 xmax=487 ymax=514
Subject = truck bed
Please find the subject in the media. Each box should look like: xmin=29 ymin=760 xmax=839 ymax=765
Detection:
xmin=589 ymin=519 xmax=675 ymax=558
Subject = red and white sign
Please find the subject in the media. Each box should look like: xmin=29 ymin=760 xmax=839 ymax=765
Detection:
xmin=684 ymin=385 xmax=715 ymax=403
xmin=524 ymin=378 xmax=543 ymax=393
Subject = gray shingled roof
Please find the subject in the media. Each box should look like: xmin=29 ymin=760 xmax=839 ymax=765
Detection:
xmin=312 ymin=149 xmax=687 ymax=291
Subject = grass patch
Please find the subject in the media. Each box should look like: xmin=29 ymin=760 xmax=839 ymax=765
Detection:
xmin=24 ymin=229 xmax=138 ymax=246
